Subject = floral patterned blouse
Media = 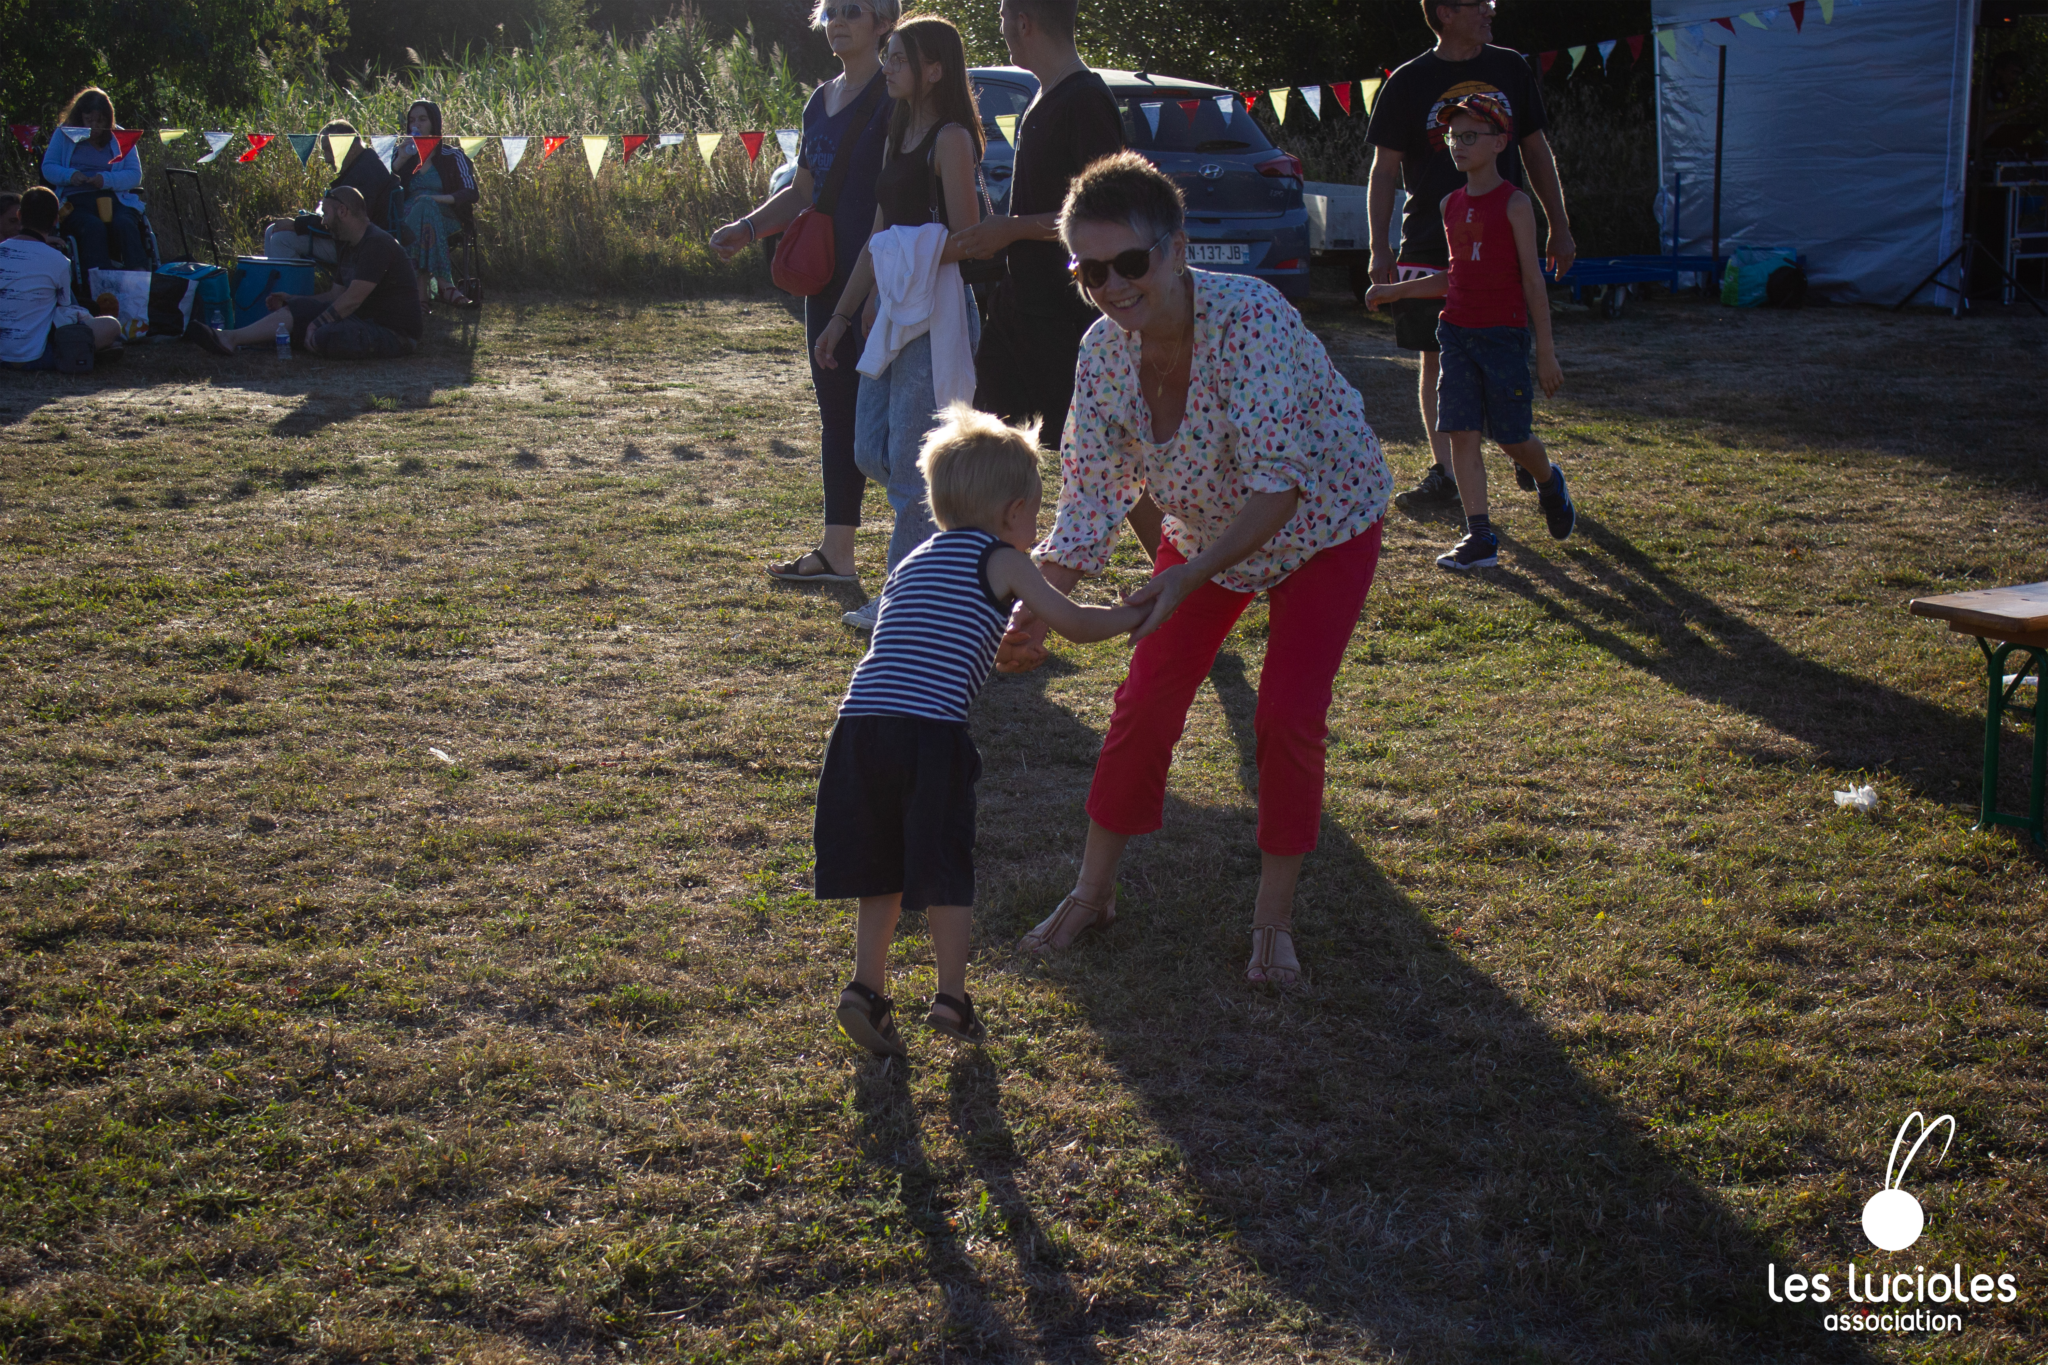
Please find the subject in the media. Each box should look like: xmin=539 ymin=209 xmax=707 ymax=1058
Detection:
xmin=1035 ymin=269 xmax=1391 ymax=594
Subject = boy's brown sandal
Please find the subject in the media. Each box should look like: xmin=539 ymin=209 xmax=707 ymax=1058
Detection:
xmin=1246 ymin=925 xmax=1304 ymax=989
xmin=926 ymin=991 xmax=987 ymax=1043
xmin=1019 ymin=889 xmax=1117 ymax=954
xmin=835 ymin=979 xmax=907 ymax=1058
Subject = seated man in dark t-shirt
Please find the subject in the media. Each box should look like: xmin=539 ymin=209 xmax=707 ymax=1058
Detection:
xmin=189 ymin=186 xmax=421 ymax=360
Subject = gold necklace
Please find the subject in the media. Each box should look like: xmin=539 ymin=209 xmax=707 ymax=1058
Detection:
xmin=1143 ymin=326 xmax=1188 ymax=383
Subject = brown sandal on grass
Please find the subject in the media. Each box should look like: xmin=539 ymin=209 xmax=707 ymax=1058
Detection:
xmin=926 ymin=991 xmax=987 ymax=1044
xmin=834 ymin=979 xmax=907 ymax=1058
xmin=1019 ymin=889 xmax=1116 ymax=955
xmin=1246 ymin=925 xmax=1304 ymax=989
xmin=767 ymin=548 xmax=857 ymax=584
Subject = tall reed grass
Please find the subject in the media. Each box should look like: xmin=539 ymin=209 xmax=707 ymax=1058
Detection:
xmin=7 ymin=16 xmax=815 ymax=294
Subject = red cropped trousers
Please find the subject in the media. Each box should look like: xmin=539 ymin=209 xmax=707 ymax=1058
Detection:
xmin=1085 ymin=522 xmax=1382 ymax=856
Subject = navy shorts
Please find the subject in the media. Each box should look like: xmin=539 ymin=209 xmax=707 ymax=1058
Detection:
xmin=1435 ymin=320 xmax=1533 ymax=445
xmin=813 ymin=714 xmax=980 ymax=911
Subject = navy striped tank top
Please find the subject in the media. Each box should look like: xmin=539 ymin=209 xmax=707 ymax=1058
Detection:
xmin=839 ymin=528 xmax=1015 ymax=723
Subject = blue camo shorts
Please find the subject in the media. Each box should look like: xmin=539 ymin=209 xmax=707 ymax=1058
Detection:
xmin=1434 ymin=320 xmax=1533 ymax=445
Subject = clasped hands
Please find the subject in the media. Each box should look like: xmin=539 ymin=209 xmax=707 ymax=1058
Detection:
xmin=993 ymin=562 xmax=1202 ymax=674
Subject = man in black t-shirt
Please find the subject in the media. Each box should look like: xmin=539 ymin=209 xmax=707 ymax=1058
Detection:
xmin=949 ymin=0 xmax=1124 ymax=459
xmin=1366 ymin=0 xmax=1574 ymax=510
xmin=187 ymin=187 xmax=421 ymax=360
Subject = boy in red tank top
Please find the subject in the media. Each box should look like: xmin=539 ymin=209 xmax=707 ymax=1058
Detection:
xmin=1365 ymin=93 xmax=1575 ymax=570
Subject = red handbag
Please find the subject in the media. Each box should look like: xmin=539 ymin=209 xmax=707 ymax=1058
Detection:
xmin=771 ymin=73 xmax=884 ymax=297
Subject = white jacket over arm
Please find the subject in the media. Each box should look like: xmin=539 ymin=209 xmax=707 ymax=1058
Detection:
xmin=858 ymin=222 xmax=977 ymax=408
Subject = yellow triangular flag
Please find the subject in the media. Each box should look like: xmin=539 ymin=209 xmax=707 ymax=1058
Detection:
xmin=459 ymin=136 xmax=489 ymax=156
xmin=1658 ymin=29 xmax=1678 ymax=57
xmin=1739 ymin=11 xmax=1767 ymax=27
xmin=993 ymin=113 xmax=1018 ymax=144
xmin=582 ymin=135 xmax=608 ymax=178
xmin=1819 ymin=0 xmax=1834 ymax=19
xmin=159 ymin=128 xmax=188 ymax=143
xmin=1268 ymin=88 xmax=1289 ymax=124
xmin=1358 ymin=78 xmax=1383 ymax=115
xmin=696 ymin=132 xmax=724 ymax=166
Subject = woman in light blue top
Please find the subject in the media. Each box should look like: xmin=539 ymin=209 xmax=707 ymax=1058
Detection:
xmin=40 ymin=87 xmax=147 ymax=271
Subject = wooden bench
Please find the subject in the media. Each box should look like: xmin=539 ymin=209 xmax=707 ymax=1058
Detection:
xmin=1909 ymin=582 xmax=2047 ymax=846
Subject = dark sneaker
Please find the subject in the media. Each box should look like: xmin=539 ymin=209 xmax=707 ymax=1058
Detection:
xmin=1538 ymin=465 xmax=1576 ymax=541
xmin=1394 ymin=463 xmax=1460 ymax=509
xmin=1435 ymin=531 xmax=1500 ymax=572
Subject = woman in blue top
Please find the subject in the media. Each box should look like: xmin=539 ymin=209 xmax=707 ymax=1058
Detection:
xmin=40 ymin=87 xmax=146 ymax=271
xmin=711 ymin=0 xmax=898 ymax=588
xmin=393 ymin=101 xmax=480 ymax=308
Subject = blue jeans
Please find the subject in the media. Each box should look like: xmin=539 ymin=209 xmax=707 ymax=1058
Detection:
xmin=63 ymin=200 xmax=147 ymax=272
xmin=853 ymin=309 xmax=980 ymax=573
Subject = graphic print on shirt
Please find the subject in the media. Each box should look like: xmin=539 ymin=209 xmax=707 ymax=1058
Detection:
xmin=1452 ymin=203 xmax=1488 ymax=263
xmin=1424 ymin=80 xmax=1516 ymax=142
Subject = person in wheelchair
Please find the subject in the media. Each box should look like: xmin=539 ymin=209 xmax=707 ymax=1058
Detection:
xmin=262 ymin=121 xmax=398 ymax=264
xmin=392 ymin=101 xmax=479 ymax=308
xmin=41 ymin=87 xmax=150 ymax=272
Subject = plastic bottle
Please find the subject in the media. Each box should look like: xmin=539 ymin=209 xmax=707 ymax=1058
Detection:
xmin=275 ymin=322 xmax=291 ymax=359
xmin=207 ymin=305 xmax=226 ymax=331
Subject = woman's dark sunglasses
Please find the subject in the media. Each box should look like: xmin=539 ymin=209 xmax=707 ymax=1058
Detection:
xmin=819 ymin=3 xmax=869 ymax=18
xmin=1068 ymin=231 xmax=1173 ymax=291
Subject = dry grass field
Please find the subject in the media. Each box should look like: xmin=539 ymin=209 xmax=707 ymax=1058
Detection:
xmin=0 ymin=284 xmax=2043 ymax=1364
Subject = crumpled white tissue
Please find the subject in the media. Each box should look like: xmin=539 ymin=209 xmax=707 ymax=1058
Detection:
xmin=1832 ymin=784 xmax=1878 ymax=813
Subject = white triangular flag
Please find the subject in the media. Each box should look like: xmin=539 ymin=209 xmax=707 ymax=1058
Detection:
xmin=697 ymin=132 xmax=723 ymax=165
xmin=60 ymin=125 xmax=91 ymax=143
xmin=581 ymin=135 xmax=607 ymax=178
xmin=1140 ymin=102 xmax=1162 ymax=137
xmin=1214 ymin=94 xmax=1235 ymax=121
xmin=775 ymin=128 xmax=800 ymax=163
xmin=370 ymin=135 xmax=399 ymax=169
xmin=657 ymin=132 xmax=687 ymax=149
xmin=501 ymin=136 xmax=530 ymax=172
xmin=197 ymin=130 xmax=235 ymax=163
xmin=1302 ymin=87 xmax=1321 ymax=120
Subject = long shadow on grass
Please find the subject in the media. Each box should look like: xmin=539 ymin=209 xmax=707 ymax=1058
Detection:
xmin=1486 ymin=516 xmax=2038 ymax=820
xmin=973 ymin=649 xmax=1874 ymax=1362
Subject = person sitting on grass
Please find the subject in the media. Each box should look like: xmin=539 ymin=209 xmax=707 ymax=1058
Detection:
xmin=187 ymin=187 xmax=421 ymax=361
xmin=1 ymin=187 xmax=123 ymax=371
xmin=819 ymin=403 xmax=1144 ymax=1057
xmin=1364 ymin=93 xmax=1574 ymax=572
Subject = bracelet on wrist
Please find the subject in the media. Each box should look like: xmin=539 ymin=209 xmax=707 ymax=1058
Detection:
xmin=744 ymin=217 xmax=756 ymax=242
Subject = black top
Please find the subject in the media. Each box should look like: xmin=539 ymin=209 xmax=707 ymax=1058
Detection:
xmin=395 ymin=143 xmax=481 ymax=234
xmin=340 ymin=225 xmax=423 ymax=339
xmin=328 ymin=145 xmax=398 ymax=233
xmin=799 ymin=72 xmax=895 ymax=285
xmin=876 ymin=122 xmax=954 ymax=231
xmin=1365 ymin=44 xmax=1548 ymax=269
xmin=1006 ymin=68 xmax=1123 ymax=295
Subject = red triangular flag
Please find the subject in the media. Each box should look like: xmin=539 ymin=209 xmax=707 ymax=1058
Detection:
xmin=1714 ymin=16 xmax=1735 ymax=31
xmin=1240 ymin=90 xmax=1258 ymax=111
xmin=1332 ymin=82 xmax=1353 ymax=116
xmin=1788 ymin=1 xmax=1805 ymax=29
xmin=542 ymin=135 xmax=568 ymax=160
xmin=1627 ymin=34 xmax=1645 ymax=61
xmin=739 ymin=130 xmax=766 ymax=163
xmin=1177 ymin=99 xmax=1201 ymax=124
xmin=112 ymin=128 xmax=144 ymax=158
xmin=413 ymin=136 xmax=440 ymax=163
xmin=10 ymin=124 xmax=38 ymax=152
xmin=236 ymin=133 xmax=274 ymax=163
xmin=621 ymin=134 xmax=650 ymax=164
xmin=1538 ymin=51 xmax=1557 ymax=72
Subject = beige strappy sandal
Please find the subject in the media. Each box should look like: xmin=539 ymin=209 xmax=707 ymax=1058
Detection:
xmin=1246 ymin=925 xmax=1304 ymax=989
xmin=1019 ymin=888 xmax=1116 ymax=954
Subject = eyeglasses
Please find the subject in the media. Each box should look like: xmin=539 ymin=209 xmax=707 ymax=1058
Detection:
xmin=1442 ymin=127 xmax=1504 ymax=147
xmin=1069 ymin=230 xmax=1174 ymax=291
xmin=819 ymin=3 xmax=870 ymax=19
xmin=1438 ymin=1 xmax=1497 ymax=11
xmin=882 ymin=52 xmax=910 ymax=69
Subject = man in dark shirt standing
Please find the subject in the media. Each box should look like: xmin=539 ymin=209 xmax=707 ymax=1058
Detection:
xmin=190 ymin=187 xmax=421 ymax=360
xmin=1367 ymin=0 xmax=1574 ymax=509
xmin=950 ymin=0 xmax=1123 ymax=458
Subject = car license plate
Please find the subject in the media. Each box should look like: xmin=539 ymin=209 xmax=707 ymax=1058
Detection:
xmin=1186 ymin=243 xmax=1248 ymax=265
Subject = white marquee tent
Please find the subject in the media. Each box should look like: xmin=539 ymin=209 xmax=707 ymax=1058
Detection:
xmin=1653 ymin=0 xmax=1979 ymax=304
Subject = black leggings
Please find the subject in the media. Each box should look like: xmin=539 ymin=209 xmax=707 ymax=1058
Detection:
xmin=806 ymin=278 xmax=865 ymax=529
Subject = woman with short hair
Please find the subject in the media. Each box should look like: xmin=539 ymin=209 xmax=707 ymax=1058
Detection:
xmin=40 ymin=86 xmax=147 ymax=271
xmin=393 ymin=100 xmax=480 ymax=308
xmin=1003 ymin=151 xmax=1392 ymax=986
xmin=711 ymin=0 xmax=900 ymax=588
